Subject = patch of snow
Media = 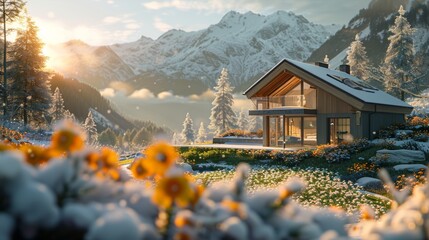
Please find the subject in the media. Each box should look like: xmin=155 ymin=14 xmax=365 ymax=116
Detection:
xmin=86 ymin=208 xmax=144 ymax=240
xmin=408 ymin=88 xmax=429 ymax=115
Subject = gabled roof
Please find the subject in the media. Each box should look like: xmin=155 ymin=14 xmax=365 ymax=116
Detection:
xmin=244 ymin=58 xmax=413 ymax=110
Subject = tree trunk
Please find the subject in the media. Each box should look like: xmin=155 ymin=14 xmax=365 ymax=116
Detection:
xmin=2 ymin=0 xmax=7 ymax=119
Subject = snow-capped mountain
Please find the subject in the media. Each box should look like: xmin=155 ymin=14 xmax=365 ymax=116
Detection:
xmin=308 ymin=0 xmax=429 ymax=72
xmin=49 ymin=11 xmax=339 ymax=93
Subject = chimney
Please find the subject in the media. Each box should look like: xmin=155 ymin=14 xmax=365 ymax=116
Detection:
xmin=339 ymin=64 xmax=350 ymax=74
xmin=315 ymin=62 xmax=329 ymax=68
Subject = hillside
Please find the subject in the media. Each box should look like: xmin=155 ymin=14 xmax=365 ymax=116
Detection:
xmin=49 ymin=74 xmax=135 ymax=131
xmin=47 ymin=10 xmax=339 ymax=95
xmin=308 ymin=0 xmax=429 ymax=77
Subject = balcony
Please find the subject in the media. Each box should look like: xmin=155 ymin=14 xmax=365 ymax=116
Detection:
xmin=249 ymin=95 xmax=317 ymax=116
xmin=252 ymin=95 xmax=308 ymax=110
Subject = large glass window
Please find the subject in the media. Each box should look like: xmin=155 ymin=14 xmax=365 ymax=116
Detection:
xmin=303 ymin=82 xmax=316 ymax=109
xmin=329 ymin=118 xmax=350 ymax=144
xmin=269 ymin=116 xmax=283 ymax=147
xmin=304 ymin=117 xmax=317 ymax=145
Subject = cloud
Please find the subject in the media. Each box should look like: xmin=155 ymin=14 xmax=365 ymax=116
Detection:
xmin=154 ymin=17 xmax=172 ymax=32
xmin=34 ymin=16 xmax=139 ymax=45
xmin=189 ymin=89 xmax=215 ymax=101
xmin=158 ymin=91 xmax=174 ymax=99
xmin=103 ymin=16 xmax=121 ymax=24
xmin=100 ymin=88 xmax=116 ymax=97
xmin=129 ymin=88 xmax=155 ymax=99
xmin=107 ymin=0 xmax=114 ymax=4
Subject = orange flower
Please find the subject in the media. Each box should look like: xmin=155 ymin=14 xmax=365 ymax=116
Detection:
xmin=221 ymin=198 xmax=241 ymax=213
xmin=99 ymin=147 xmax=119 ymax=169
xmin=0 ymin=142 xmax=14 ymax=152
xmin=51 ymin=129 xmax=84 ymax=153
xmin=85 ymin=152 xmax=100 ymax=171
xmin=152 ymin=175 xmax=193 ymax=209
xmin=189 ymin=184 xmax=204 ymax=207
xmin=144 ymin=142 xmax=179 ymax=176
xmin=20 ymin=144 xmax=54 ymax=166
xmin=130 ymin=158 xmax=151 ymax=179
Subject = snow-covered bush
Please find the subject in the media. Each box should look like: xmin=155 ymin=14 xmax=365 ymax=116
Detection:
xmin=2 ymin=121 xmax=429 ymax=239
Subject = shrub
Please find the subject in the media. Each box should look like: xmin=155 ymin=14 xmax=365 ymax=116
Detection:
xmin=219 ymin=129 xmax=251 ymax=137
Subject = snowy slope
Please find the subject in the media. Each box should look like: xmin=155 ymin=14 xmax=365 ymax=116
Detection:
xmin=89 ymin=108 xmax=115 ymax=130
xmin=111 ymin=11 xmax=339 ymax=87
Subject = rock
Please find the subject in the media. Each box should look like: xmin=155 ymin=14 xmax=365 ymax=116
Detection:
xmin=356 ymin=177 xmax=382 ymax=188
xmin=376 ymin=149 xmax=426 ymax=164
xmin=176 ymin=162 xmax=194 ymax=174
xmin=393 ymin=164 xmax=427 ymax=172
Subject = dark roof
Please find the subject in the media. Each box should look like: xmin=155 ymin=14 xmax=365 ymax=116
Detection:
xmin=244 ymin=58 xmax=413 ymax=109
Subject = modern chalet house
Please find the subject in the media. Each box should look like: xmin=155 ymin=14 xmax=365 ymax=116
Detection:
xmin=244 ymin=58 xmax=413 ymax=148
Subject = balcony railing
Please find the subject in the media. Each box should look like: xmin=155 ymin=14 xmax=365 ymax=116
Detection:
xmin=251 ymin=95 xmax=307 ymax=110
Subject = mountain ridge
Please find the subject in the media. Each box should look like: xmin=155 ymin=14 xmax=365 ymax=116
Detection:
xmin=47 ymin=10 xmax=340 ymax=94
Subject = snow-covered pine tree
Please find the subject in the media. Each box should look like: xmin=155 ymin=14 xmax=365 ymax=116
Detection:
xmin=181 ymin=113 xmax=195 ymax=144
xmin=50 ymin=87 xmax=65 ymax=123
xmin=248 ymin=115 xmax=257 ymax=132
xmin=9 ymin=16 xmax=51 ymax=126
xmin=83 ymin=111 xmax=97 ymax=144
xmin=209 ymin=68 xmax=236 ymax=136
xmin=347 ymin=33 xmax=370 ymax=81
xmin=383 ymin=5 xmax=415 ymax=100
xmin=63 ymin=109 xmax=75 ymax=121
xmin=237 ymin=109 xmax=249 ymax=131
xmin=196 ymin=122 xmax=207 ymax=143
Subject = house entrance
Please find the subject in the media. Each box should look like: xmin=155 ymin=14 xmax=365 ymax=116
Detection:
xmin=268 ymin=116 xmax=317 ymax=147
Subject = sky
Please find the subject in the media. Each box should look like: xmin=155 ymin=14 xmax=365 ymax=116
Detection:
xmin=27 ymin=0 xmax=372 ymax=46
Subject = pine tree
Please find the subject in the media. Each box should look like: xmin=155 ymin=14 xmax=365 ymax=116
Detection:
xmin=132 ymin=128 xmax=152 ymax=146
xmin=196 ymin=122 xmax=207 ymax=143
xmin=209 ymin=68 xmax=236 ymax=136
xmin=347 ymin=33 xmax=370 ymax=81
xmin=237 ymin=109 xmax=249 ymax=131
xmin=181 ymin=112 xmax=195 ymax=144
xmin=248 ymin=116 xmax=257 ymax=132
xmin=63 ymin=109 xmax=75 ymax=121
xmin=83 ymin=111 xmax=97 ymax=144
xmin=50 ymin=87 xmax=65 ymax=122
xmin=9 ymin=16 xmax=51 ymax=126
xmin=98 ymin=128 xmax=117 ymax=146
xmin=383 ymin=5 xmax=415 ymax=100
xmin=0 ymin=0 xmax=25 ymax=119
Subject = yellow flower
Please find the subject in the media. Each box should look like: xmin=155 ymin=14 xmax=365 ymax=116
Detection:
xmin=144 ymin=142 xmax=179 ymax=176
xmin=152 ymin=175 xmax=193 ymax=209
xmin=20 ymin=144 xmax=54 ymax=166
xmin=84 ymin=148 xmax=120 ymax=180
xmin=51 ymin=129 xmax=84 ymax=153
xmin=130 ymin=158 xmax=151 ymax=179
